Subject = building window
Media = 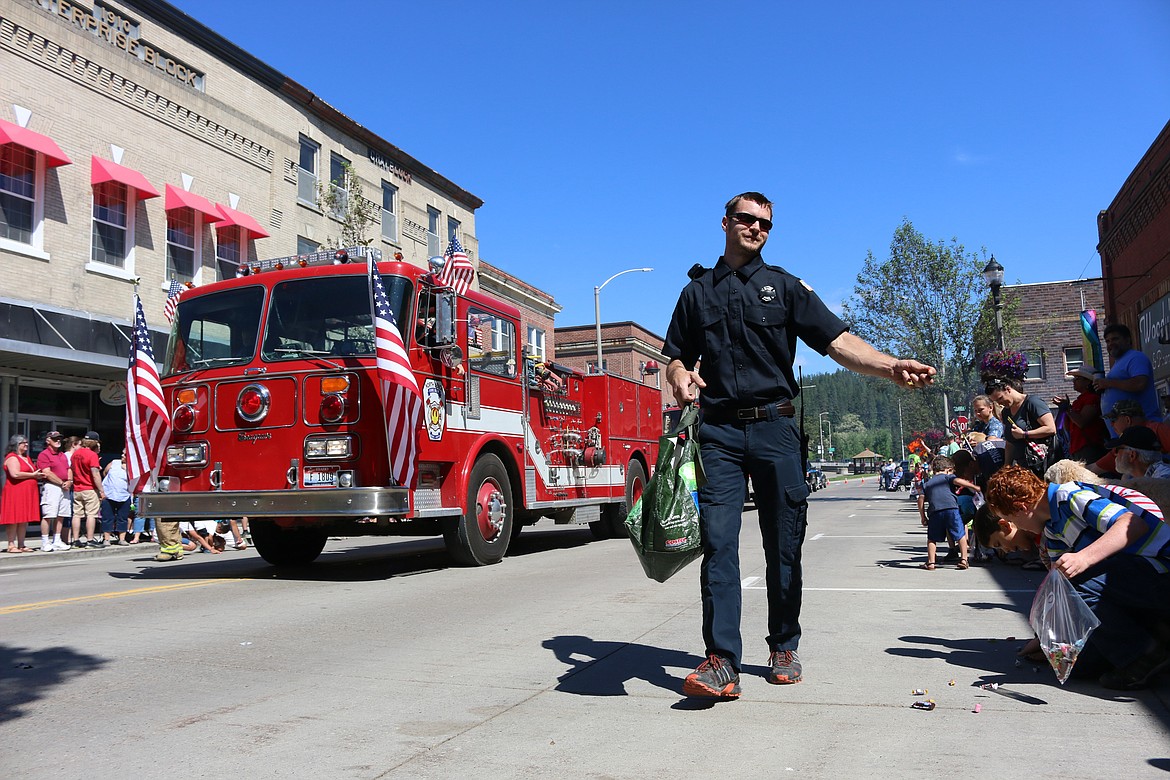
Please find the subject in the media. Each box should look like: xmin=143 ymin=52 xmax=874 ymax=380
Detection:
xmin=381 ymin=181 xmax=398 ymax=243
xmin=166 ymin=208 xmax=198 ymax=283
xmin=527 ymin=326 xmax=546 ymax=360
xmin=426 ymin=206 xmax=441 ymax=256
xmin=1024 ymin=349 xmax=1045 ymax=381
xmin=297 ymin=235 xmax=319 ymax=255
xmin=1064 ymin=347 xmax=1084 ymax=375
xmin=91 ymin=181 xmax=129 ymax=267
xmin=216 ymin=224 xmax=244 ymax=280
xmin=467 ymin=307 xmax=516 ymax=378
xmin=327 ymin=153 xmax=350 ymax=220
xmin=0 ymin=143 xmax=36 ymax=245
xmin=448 ymin=216 xmax=461 ymax=244
xmin=297 ymin=136 xmax=318 ymax=205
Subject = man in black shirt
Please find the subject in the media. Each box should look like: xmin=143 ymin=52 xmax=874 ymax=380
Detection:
xmin=663 ymin=191 xmax=936 ymax=698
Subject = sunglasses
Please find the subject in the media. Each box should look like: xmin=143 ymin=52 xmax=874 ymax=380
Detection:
xmin=729 ymin=212 xmax=773 ymax=232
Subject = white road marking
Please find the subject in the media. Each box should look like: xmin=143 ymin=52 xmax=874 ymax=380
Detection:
xmin=848 ymin=514 xmax=856 ymax=518
xmin=742 ymin=576 xmax=762 ymax=588
xmin=810 ymin=533 xmax=824 ymax=541
xmin=811 ymin=535 xmax=907 ymax=538
xmin=743 ymin=585 xmax=1035 ymax=593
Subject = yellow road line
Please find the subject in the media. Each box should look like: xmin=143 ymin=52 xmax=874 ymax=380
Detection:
xmin=0 ymin=579 xmax=242 ymax=615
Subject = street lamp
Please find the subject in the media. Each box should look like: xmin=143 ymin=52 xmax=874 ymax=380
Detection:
xmin=594 ymin=267 xmax=653 ymax=373
xmin=818 ymin=412 xmax=830 ymax=461
xmin=983 ymin=256 xmax=1005 ymax=350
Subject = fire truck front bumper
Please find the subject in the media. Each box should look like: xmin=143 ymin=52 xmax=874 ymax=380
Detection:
xmin=142 ymin=488 xmax=410 ymax=519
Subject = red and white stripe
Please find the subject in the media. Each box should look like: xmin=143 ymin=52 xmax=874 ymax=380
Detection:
xmin=125 ymin=295 xmax=171 ymax=493
xmin=369 ymin=258 xmax=423 ymax=488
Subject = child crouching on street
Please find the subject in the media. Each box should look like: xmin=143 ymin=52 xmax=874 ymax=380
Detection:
xmin=978 ymin=464 xmax=1170 ymax=690
xmin=919 ymin=455 xmax=981 ymax=570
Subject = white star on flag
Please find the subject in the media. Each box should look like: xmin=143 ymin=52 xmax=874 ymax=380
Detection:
xmin=369 ymin=257 xmax=423 ymax=488
xmin=438 ymin=236 xmax=474 ymax=295
xmin=163 ymin=278 xmax=183 ymax=324
xmin=125 ymin=295 xmax=171 ymax=493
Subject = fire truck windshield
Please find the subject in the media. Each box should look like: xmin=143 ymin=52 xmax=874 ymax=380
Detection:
xmin=261 ymin=273 xmax=413 ymax=361
xmin=163 ymin=285 xmax=264 ymax=377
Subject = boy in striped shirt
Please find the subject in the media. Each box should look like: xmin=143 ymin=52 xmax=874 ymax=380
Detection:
xmin=979 ymin=464 xmax=1170 ymax=690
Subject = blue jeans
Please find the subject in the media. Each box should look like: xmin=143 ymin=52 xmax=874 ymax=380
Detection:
xmin=697 ymin=412 xmax=810 ymax=671
xmin=1074 ymin=554 xmax=1170 ymax=668
xmin=100 ymin=498 xmax=131 ymax=533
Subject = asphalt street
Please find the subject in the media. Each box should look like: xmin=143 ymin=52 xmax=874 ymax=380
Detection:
xmin=1 ymin=479 xmax=1167 ymax=779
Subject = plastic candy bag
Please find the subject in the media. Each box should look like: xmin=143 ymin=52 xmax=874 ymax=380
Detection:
xmin=1028 ymin=567 xmax=1101 ymax=684
xmin=625 ymin=404 xmax=705 ymax=582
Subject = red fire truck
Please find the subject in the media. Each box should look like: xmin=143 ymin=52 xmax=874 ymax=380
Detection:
xmin=143 ymin=247 xmax=660 ymax=567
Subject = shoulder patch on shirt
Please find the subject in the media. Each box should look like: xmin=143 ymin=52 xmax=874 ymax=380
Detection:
xmin=687 ymin=263 xmax=709 ymax=280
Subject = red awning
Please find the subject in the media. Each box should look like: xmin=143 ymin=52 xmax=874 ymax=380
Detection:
xmin=0 ymin=118 xmax=72 ymax=168
xmin=164 ymin=184 xmax=221 ymax=222
xmin=91 ymin=156 xmax=159 ymax=199
xmin=214 ymin=203 xmax=270 ymax=239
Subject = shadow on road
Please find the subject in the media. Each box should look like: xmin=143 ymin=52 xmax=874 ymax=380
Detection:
xmin=543 ymin=635 xmax=703 ymax=698
xmin=105 ymin=527 xmax=599 ymax=584
xmin=0 ymin=643 xmax=107 ymax=723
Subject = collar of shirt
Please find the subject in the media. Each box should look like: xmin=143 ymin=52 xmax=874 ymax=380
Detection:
xmin=712 ymin=254 xmax=765 ymax=285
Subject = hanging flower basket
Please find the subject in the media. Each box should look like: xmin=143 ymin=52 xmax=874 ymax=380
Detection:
xmin=979 ymin=349 xmax=1028 ymax=382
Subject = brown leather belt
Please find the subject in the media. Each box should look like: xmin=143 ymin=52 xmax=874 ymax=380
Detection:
xmin=704 ymin=400 xmax=796 ymax=424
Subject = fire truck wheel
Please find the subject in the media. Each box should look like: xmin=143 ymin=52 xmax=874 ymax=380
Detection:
xmin=443 ymin=454 xmax=513 ymax=566
xmin=249 ymin=521 xmax=328 ymax=566
xmin=591 ymin=459 xmax=646 ymax=540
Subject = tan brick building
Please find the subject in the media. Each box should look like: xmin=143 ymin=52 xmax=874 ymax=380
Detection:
xmin=0 ymin=0 xmax=483 ymax=447
xmin=477 ymin=260 xmax=560 ymax=361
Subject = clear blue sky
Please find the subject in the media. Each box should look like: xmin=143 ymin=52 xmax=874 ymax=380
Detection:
xmin=172 ymin=0 xmax=1169 ymax=374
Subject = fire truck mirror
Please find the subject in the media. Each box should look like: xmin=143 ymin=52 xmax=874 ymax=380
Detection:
xmin=434 ymin=292 xmax=457 ymax=347
xmin=441 ymin=344 xmax=464 ymax=369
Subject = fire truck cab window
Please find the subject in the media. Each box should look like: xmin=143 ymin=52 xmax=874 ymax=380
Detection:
xmin=263 ymin=273 xmax=412 ymax=361
xmin=163 ymin=285 xmax=264 ymax=376
xmin=467 ymin=307 xmax=517 ymax=378
xmin=415 ymin=290 xmax=456 ymax=349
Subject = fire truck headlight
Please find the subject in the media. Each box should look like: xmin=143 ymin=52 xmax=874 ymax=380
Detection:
xmin=157 ymin=477 xmax=173 ymax=492
xmin=338 ymin=471 xmax=354 ymax=488
xmin=166 ymin=443 xmax=208 ymax=466
xmin=305 ymin=436 xmax=352 ymax=460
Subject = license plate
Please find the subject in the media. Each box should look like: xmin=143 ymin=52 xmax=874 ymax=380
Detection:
xmin=302 ymin=466 xmax=339 ymax=488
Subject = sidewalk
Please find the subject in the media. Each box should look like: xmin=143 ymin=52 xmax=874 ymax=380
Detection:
xmin=0 ymin=527 xmax=254 ymax=568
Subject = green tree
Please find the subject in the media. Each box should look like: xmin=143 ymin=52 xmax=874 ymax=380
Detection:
xmin=840 ymin=219 xmax=1016 ymax=433
xmin=318 ymin=161 xmax=379 ymax=248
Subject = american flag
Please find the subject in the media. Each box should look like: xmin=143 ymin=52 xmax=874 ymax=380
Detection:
xmin=162 ymin=278 xmax=183 ymax=324
xmin=368 ymin=258 xmax=423 ymax=488
xmin=124 ymin=295 xmax=171 ymax=494
xmin=438 ymin=236 xmax=474 ymax=294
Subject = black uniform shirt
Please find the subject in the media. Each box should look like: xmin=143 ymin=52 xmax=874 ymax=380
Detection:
xmin=662 ymin=254 xmax=848 ymax=411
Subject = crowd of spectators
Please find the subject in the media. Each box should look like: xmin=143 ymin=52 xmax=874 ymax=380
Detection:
xmin=0 ymin=430 xmax=249 ymax=555
xmin=922 ymin=323 xmax=1170 ymax=691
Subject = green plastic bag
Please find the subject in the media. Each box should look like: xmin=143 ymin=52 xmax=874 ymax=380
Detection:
xmin=625 ymin=404 xmax=705 ymax=582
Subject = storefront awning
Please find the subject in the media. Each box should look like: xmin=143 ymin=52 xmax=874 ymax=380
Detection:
xmin=91 ymin=156 xmax=160 ymax=199
xmin=0 ymin=117 xmax=72 ymax=168
xmin=164 ymin=184 xmax=221 ymax=222
xmin=214 ymin=202 xmax=270 ymax=239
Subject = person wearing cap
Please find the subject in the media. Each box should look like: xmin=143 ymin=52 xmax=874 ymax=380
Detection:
xmin=1088 ymin=400 xmax=1170 ymax=476
xmin=70 ymin=432 xmax=105 ymax=548
xmin=940 ymin=433 xmax=961 ymax=457
xmin=1055 ymin=368 xmax=1109 ymax=463
xmin=1108 ymin=426 xmax=1170 ymax=480
xmin=1095 ymin=323 xmax=1162 ymax=436
xmin=36 ymin=431 xmax=73 ymax=552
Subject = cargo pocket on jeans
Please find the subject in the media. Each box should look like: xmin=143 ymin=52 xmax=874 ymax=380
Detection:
xmin=785 ymin=482 xmax=810 ymax=548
